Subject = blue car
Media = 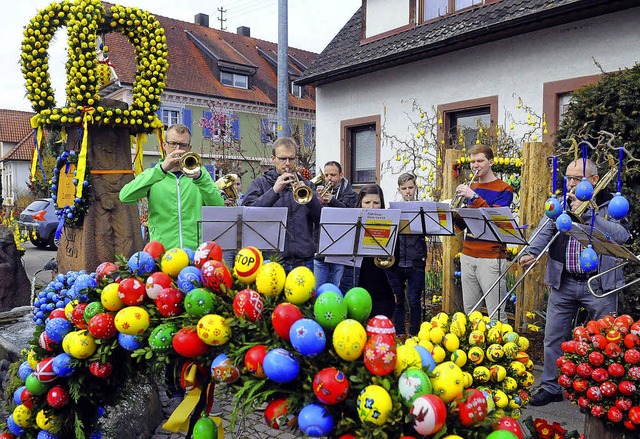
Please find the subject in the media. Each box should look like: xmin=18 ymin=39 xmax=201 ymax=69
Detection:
xmin=18 ymin=198 xmax=58 ymax=250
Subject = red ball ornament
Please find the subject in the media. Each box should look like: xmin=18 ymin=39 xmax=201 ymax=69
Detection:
xmin=313 ymin=367 xmax=349 ymax=405
xmin=172 ymin=327 xmax=210 ymax=358
xmin=88 ymin=313 xmax=118 ymax=339
xmin=71 ymin=303 xmax=88 ymax=329
xmin=588 ymin=351 xmax=604 ymax=367
xmin=118 ymin=277 xmax=147 ymax=305
xmin=96 ymin=261 xmax=119 ymax=281
xmin=608 ymin=362 xmax=625 ymax=378
xmin=49 ymin=308 xmax=67 ymax=320
xmin=605 ymin=342 xmax=622 ymax=358
xmin=201 ymin=260 xmax=233 ymax=294
xmin=144 ymin=240 xmax=166 ymax=260
xmin=35 ymin=357 xmax=57 ymax=383
xmin=271 ymin=303 xmax=303 ymax=341
xmin=46 ymin=385 xmax=70 ymax=408
xmin=572 ymin=377 xmax=588 ymax=393
xmin=145 ymin=271 xmax=173 ymax=300
xmin=244 ymin=345 xmax=268 ymax=378
xmin=155 ymin=287 xmax=184 ymax=317
xmin=19 ymin=388 xmax=34 ymax=409
xmin=194 ymin=241 xmax=223 ymax=268
xmin=233 ymin=289 xmax=264 ymax=322
xmin=629 ymin=406 xmax=640 ymax=424
xmin=89 ymin=361 xmax=113 ymax=378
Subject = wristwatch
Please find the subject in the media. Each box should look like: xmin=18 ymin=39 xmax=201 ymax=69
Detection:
xmin=470 ymin=193 xmax=479 ymax=202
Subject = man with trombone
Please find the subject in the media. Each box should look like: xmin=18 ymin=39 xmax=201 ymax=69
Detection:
xmin=520 ymin=158 xmax=630 ymax=406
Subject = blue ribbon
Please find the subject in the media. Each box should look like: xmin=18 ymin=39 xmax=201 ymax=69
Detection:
xmin=563 ymin=176 xmax=568 ymax=210
xmin=589 ymin=208 xmax=596 ymax=245
xmin=582 ymin=141 xmax=588 ymax=177
xmin=617 ymin=147 xmax=623 ymax=192
xmin=55 ymin=217 xmax=65 ymax=240
xmin=33 ymin=129 xmax=47 ymax=181
xmin=552 ymin=156 xmax=557 ymax=194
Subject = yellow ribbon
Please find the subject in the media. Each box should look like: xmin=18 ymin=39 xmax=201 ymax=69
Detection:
xmin=156 ymin=125 xmax=165 ymax=159
xmin=29 ymin=115 xmax=43 ymax=183
xmin=75 ymin=107 xmax=95 ymax=199
xmin=134 ymin=132 xmax=147 ymax=176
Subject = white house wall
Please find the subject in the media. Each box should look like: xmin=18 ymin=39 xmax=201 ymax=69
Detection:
xmin=315 ymin=8 xmax=640 ymax=199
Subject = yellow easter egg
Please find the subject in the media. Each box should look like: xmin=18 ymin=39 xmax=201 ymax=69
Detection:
xmin=450 ymin=312 xmax=467 ymax=337
xmin=114 ymin=306 xmax=150 ymax=335
xmin=431 ymin=345 xmax=446 ymax=363
xmin=356 ymin=385 xmax=392 ymax=425
xmin=64 ymin=299 xmax=79 ymax=320
xmin=443 ymin=333 xmax=460 ymax=352
xmin=284 ymin=266 xmax=315 ymax=304
xmin=490 ymin=365 xmax=507 ymax=382
xmin=468 ymin=310 xmax=483 ymax=323
xmin=395 ymin=344 xmax=422 ymax=376
xmin=462 ymin=372 xmax=474 ymax=388
xmin=503 ymin=331 xmax=519 ymax=343
xmin=473 ymin=319 xmax=486 ymax=333
xmin=197 ymin=314 xmax=231 ymax=346
xmin=62 ymin=331 xmax=75 ymax=354
xmin=509 ymin=361 xmax=527 ymax=377
xmin=420 ymin=321 xmax=432 ymax=333
xmin=520 ymin=371 xmax=535 ymax=387
xmin=405 ymin=337 xmax=418 ymax=347
xmin=503 ymin=342 xmax=519 ymax=359
xmin=525 ymin=359 xmax=534 ymax=370
xmin=332 ymin=319 xmax=366 ymax=361
xmin=451 ymin=349 xmax=467 ymax=367
xmin=66 ymin=330 xmax=96 ymax=359
xmin=418 ymin=339 xmax=434 ymax=352
xmin=36 ymin=409 xmax=57 ymax=430
xmin=487 ymin=327 xmax=503 ymax=344
xmin=429 ymin=327 xmax=445 ymax=344
xmin=502 ymin=376 xmax=518 ymax=393
xmin=517 ymin=336 xmax=530 ymax=351
xmin=486 ymin=344 xmax=504 ymax=362
xmin=501 ymin=324 xmax=515 ymax=335
xmin=468 ymin=330 xmax=485 ymax=346
xmin=101 ymin=282 xmax=125 ymax=311
xmin=473 ymin=366 xmax=491 ymax=384
xmin=431 ymin=361 xmax=464 ymax=403
xmin=27 ymin=350 xmax=38 ymax=369
xmin=493 ymin=389 xmax=509 ymax=408
xmin=13 ymin=404 xmax=32 ymax=427
xmin=161 ymin=248 xmax=190 ymax=277
xmin=418 ymin=328 xmax=430 ymax=341
xmin=255 ymin=262 xmax=286 ymax=297
xmin=442 ymin=436 xmax=464 ymax=439
xmin=233 ymin=246 xmax=263 ymax=284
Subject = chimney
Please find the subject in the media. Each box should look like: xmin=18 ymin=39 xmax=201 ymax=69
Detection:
xmin=194 ymin=13 xmax=209 ymax=27
xmin=237 ymin=26 xmax=251 ymax=37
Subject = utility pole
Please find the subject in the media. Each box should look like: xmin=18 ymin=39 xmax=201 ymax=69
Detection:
xmin=217 ymin=7 xmax=227 ymax=31
xmin=277 ymin=0 xmax=290 ymax=138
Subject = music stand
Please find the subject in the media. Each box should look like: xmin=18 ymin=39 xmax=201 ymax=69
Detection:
xmin=456 ymin=207 xmax=528 ymax=246
xmin=566 ymin=223 xmax=639 ymax=262
xmin=388 ymin=201 xmax=455 ymax=236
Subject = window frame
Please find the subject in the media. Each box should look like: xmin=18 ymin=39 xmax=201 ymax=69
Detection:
xmin=291 ymin=82 xmax=303 ymax=99
xmin=437 ymin=96 xmax=498 ymax=149
xmin=220 ymin=71 xmax=249 ymax=90
xmin=340 ymin=115 xmax=381 ymax=186
xmin=419 ymin=0 xmax=485 ymax=24
xmin=161 ymin=107 xmax=181 ymax=127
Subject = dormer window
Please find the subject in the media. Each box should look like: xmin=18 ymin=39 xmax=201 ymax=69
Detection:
xmin=422 ymin=0 xmax=483 ymax=22
xmin=291 ymin=82 xmax=303 ymax=98
xmin=220 ymin=71 xmax=249 ymax=89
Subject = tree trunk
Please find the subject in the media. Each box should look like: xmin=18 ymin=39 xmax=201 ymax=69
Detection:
xmin=442 ymin=149 xmax=464 ymax=314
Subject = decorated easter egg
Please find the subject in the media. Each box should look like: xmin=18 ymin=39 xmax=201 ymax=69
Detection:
xmin=395 ymin=344 xmax=423 ymax=377
xmin=35 ymin=357 xmax=57 ymax=383
xmin=37 ymin=332 xmax=53 ymax=352
xmin=13 ymin=386 xmax=27 ymax=406
xmin=148 ymin=323 xmax=179 ymax=353
xmin=366 ymin=315 xmax=396 ymax=337
xmin=197 ymin=314 xmax=231 ymax=345
xmin=73 ymin=273 xmax=97 ymax=292
xmin=244 ymin=344 xmax=268 ymax=378
xmin=177 ymin=266 xmax=202 ymax=293
xmin=333 ymin=319 xmax=367 ymax=361
xmin=343 ymin=287 xmax=372 ymax=322
xmin=455 ymin=388 xmax=488 ymax=426
xmin=450 ymin=312 xmax=468 ymax=337
xmin=264 ymin=398 xmax=296 ymax=430
xmin=36 ymin=409 xmax=57 ymax=431
xmin=486 ymin=432 xmax=520 ymax=439
xmin=51 ymin=353 xmax=75 ymax=377
xmin=414 ymin=346 xmax=436 ymax=373
xmin=117 ymin=277 xmax=146 ymax=306
xmin=316 ymin=282 xmax=342 ymax=296
xmin=64 ymin=300 xmax=79 ymax=321
xmin=494 ymin=416 xmax=524 ymax=439
xmin=83 ymin=301 xmax=105 ymax=322
xmin=101 ymin=282 xmax=125 ymax=311
xmin=143 ymin=240 xmax=166 ymax=259
xmin=289 ymin=318 xmax=326 ymax=357
xmin=255 ymin=262 xmax=286 ymax=297
xmin=263 ymin=348 xmax=300 ymax=383
xmin=201 ymin=260 xmax=233 ymax=294
xmin=210 ymin=353 xmax=241 ymax=383
xmin=45 ymin=317 xmax=72 ymax=343
xmin=364 ymin=334 xmax=397 ymax=376
xmin=95 ymin=261 xmax=118 ymax=281
xmin=272 ymin=303 xmax=304 ymax=341
xmin=114 ymin=306 xmax=150 ymax=335
xmin=399 ymin=368 xmax=432 ymax=407
xmin=555 ymin=212 xmax=573 ymax=233
xmin=118 ymin=333 xmax=143 ymax=351
xmin=49 ymin=308 xmax=67 ymax=320
xmin=88 ymin=313 xmax=117 ymax=339
xmin=184 ymin=288 xmax=216 ymax=318
xmin=155 ymin=287 xmax=184 ymax=317
xmin=70 ymin=303 xmax=89 ymax=329
xmin=65 ymin=330 xmax=97 ymax=359
xmin=161 ymin=248 xmax=190 ymax=277
xmin=431 ymin=361 xmax=465 ymax=403
xmin=284 ymin=266 xmax=315 ymax=304
xmin=356 ymin=385 xmax=392 ymax=425
xmin=172 ymin=327 xmax=210 ymax=358
xmin=6 ymin=415 xmax=24 ymax=436
xmin=233 ymin=289 xmax=264 ymax=322
xmin=575 ymin=178 xmax=594 ymax=201
xmin=12 ymin=404 xmax=31 ymax=427
xmin=127 ymin=251 xmax=155 ymax=276
xmin=544 ymin=195 xmax=563 ymax=219
xmin=193 ymin=415 xmax=218 ymax=439
xmin=18 ymin=361 xmax=34 ymax=381
xmin=297 ymin=403 xmax=335 ymax=437
xmin=25 ymin=373 xmax=47 ymax=395
xmin=313 ymin=291 xmax=348 ymax=330
xmin=234 ymin=246 xmax=263 ymax=284
xmin=580 ymin=245 xmax=598 ymax=272
xmin=313 ymin=367 xmax=349 ymax=405
xmin=89 ymin=361 xmax=113 ymax=378
xmin=194 ymin=240 xmax=223 ymax=268
xmin=410 ymin=394 xmax=447 ymax=436
xmin=609 ymin=192 xmax=630 ymax=220
xmin=145 ymin=271 xmax=172 ymax=300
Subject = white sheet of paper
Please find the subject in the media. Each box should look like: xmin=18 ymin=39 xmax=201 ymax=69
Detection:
xmin=388 ymin=201 xmax=454 ymax=235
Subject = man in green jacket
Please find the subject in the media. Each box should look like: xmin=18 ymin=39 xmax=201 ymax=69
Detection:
xmin=119 ymin=123 xmax=224 ymax=250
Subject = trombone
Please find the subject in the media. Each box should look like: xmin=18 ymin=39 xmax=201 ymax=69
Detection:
xmin=216 ymin=173 xmax=240 ymax=205
xmin=567 ymin=166 xmax=618 ymax=224
xmin=588 ymin=255 xmax=640 ymax=298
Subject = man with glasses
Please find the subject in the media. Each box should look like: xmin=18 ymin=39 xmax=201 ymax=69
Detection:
xmin=520 ymin=158 xmax=629 ymax=406
xmin=243 ymin=137 xmax=322 ymax=272
xmin=120 ymin=123 xmax=224 ymax=250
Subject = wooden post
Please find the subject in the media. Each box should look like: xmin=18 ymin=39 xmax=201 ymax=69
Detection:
xmin=442 ymin=149 xmax=465 ymax=314
xmin=584 ymin=413 xmax=640 ymax=438
xmin=516 ymin=141 xmax=554 ymax=331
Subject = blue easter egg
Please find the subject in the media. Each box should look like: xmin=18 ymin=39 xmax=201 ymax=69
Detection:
xmin=127 ymin=251 xmax=156 ymax=276
xmin=297 ymin=403 xmax=335 ymax=437
xmin=580 ymin=245 xmax=599 ymax=273
xmin=177 ymin=266 xmax=202 ymax=293
xmin=7 ymin=415 xmax=24 ymax=436
xmin=609 ymin=192 xmax=629 ymax=220
xmin=90 ymin=432 xmax=102 ymax=439
xmin=575 ymin=178 xmax=594 ymax=201
xmin=18 ymin=361 xmax=34 ymax=381
xmin=555 ymin=212 xmax=573 ymax=233
xmin=45 ymin=317 xmax=73 ymax=343
xmin=183 ymin=248 xmax=195 ymax=264
xmin=210 ymin=353 xmax=229 ymax=369
xmin=38 ymin=431 xmax=60 ymax=439
xmin=544 ymin=196 xmax=563 ymax=219
xmin=74 ymin=273 xmax=97 ymax=292
xmin=289 ymin=319 xmax=326 ymax=357
xmin=414 ymin=346 xmax=436 ymax=373
xmin=13 ymin=386 xmax=26 ymax=405
xmin=316 ymin=283 xmax=343 ymax=297
xmin=263 ymin=348 xmax=300 ymax=383
xmin=52 ymin=352 xmax=76 ymax=377
xmin=118 ymin=333 xmax=144 ymax=351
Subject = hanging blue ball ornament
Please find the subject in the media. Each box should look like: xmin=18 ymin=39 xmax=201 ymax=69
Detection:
xmin=608 ymin=192 xmax=629 ymax=220
xmin=544 ymin=195 xmax=563 ymax=219
xmin=555 ymin=212 xmax=573 ymax=233
xmin=580 ymin=245 xmax=598 ymax=272
xmin=575 ymin=178 xmax=594 ymax=201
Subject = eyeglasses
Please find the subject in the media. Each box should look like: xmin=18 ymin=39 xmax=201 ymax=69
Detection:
xmin=165 ymin=141 xmax=191 ymax=149
xmin=275 ymin=156 xmax=297 ymax=163
xmin=565 ymin=175 xmax=596 ymax=183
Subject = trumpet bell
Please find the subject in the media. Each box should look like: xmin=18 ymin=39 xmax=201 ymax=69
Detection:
xmin=294 ymin=185 xmax=313 ymax=204
xmin=216 ymin=173 xmax=240 ymax=202
xmin=310 ymin=173 xmax=325 ymax=186
xmin=374 ymin=256 xmax=395 ymax=269
xmin=180 ymin=152 xmax=201 ymax=177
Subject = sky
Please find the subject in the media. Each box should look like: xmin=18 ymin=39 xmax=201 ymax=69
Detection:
xmin=1 ymin=0 xmax=361 ymax=112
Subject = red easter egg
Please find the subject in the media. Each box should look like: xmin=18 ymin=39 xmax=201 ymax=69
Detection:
xmin=366 ymin=315 xmax=396 ymax=338
xmin=145 ymin=271 xmax=173 ymax=300
xmin=88 ymin=313 xmax=117 ymax=339
xmin=194 ymin=241 xmax=223 ymax=268
xmin=172 ymin=327 xmax=210 ymax=358
xmin=96 ymin=262 xmax=119 ymax=281
xmin=144 ymin=240 xmax=166 ymax=259
xmin=494 ymin=416 xmax=523 ymax=439
xmin=155 ymin=287 xmax=184 ymax=317
xmin=0 ymin=433 xmax=17 ymax=439
xmin=49 ymin=308 xmax=67 ymax=320
xmin=46 ymin=385 xmax=70 ymax=408
xmin=35 ymin=357 xmax=57 ymax=382
xmin=313 ymin=367 xmax=350 ymax=405
xmin=264 ymin=398 xmax=295 ymax=430
xmin=244 ymin=344 xmax=268 ymax=378
xmin=201 ymin=260 xmax=233 ymax=294
xmin=89 ymin=361 xmax=113 ymax=378
xmin=118 ymin=277 xmax=146 ymax=305
xmin=271 ymin=303 xmax=303 ymax=341
xmin=364 ymin=334 xmax=397 ymax=376
xmin=410 ymin=394 xmax=447 ymax=436
xmin=20 ymin=388 xmax=34 ymax=409
xmin=39 ymin=331 xmax=55 ymax=351
xmin=233 ymin=289 xmax=264 ymax=322
xmin=71 ymin=303 xmax=89 ymax=329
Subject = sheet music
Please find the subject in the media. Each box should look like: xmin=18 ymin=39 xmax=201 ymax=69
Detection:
xmin=568 ymin=223 xmax=639 ymax=262
xmin=456 ymin=207 xmax=527 ymax=245
xmin=200 ymin=206 xmax=242 ymax=249
xmin=388 ymin=201 xmax=454 ymax=235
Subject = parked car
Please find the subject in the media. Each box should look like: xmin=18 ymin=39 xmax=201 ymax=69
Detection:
xmin=18 ymin=198 xmax=58 ymax=250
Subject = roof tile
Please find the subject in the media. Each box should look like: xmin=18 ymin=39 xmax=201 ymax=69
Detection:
xmin=0 ymin=109 xmax=35 ymax=144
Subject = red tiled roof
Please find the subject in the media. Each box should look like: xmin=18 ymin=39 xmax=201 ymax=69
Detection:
xmin=0 ymin=109 xmax=35 ymax=144
xmin=2 ymin=131 xmax=34 ymax=162
xmin=103 ymin=3 xmax=316 ymax=111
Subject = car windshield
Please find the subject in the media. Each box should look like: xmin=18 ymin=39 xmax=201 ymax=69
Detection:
xmin=26 ymin=200 xmax=50 ymax=211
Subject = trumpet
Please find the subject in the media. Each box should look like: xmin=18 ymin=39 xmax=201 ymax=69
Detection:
xmin=180 ymin=152 xmax=201 ymax=178
xmin=374 ymin=255 xmax=396 ymax=269
xmin=291 ymin=171 xmax=313 ymax=204
xmin=310 ymin=173 xmax=335 ymax=199
xmin=216 ymin=173 xmax=240 ymax=205
xmin=451 ymin=170 xmax=477 ymax=209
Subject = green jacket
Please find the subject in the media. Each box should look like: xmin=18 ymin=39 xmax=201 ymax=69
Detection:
xmin=119 ymin=164 xmax=224 ymax=250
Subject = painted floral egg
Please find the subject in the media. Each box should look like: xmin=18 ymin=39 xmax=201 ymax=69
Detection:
xmin=201 ymin=260 xmax=233 ymax=294
xmin=313 ymin=291 xmax=348 ymax=330
xmin=117 ymin=277 xmax=146 ymax=306
xmin=272 ymin=303 xmax=303 ymax=341
xmin=46 ymin=385 xmax=69 ymax=409
xmin=494 ymin=416 xmax=524 ymax=439
xmin=177 ymin=266 xmax=202 ymax=293
xmin=366 ymin=315 xmax=396 ymax=338
xmin=64 ymin=330 xmax=96 ymax=359
xmin=297 ymin=403 xmax=335 ymax=437
xmin=101 ymin=282 xmax=125 ymax=312
xmin=264 ymin=398 xmax=296 ymax=430
xmin=148 ymin=322 xmax=179 ymax=353
xmin=313 ymin=367 xmax=349 ymax=405
xmin=333 ymin=319 xmax=367 ymax=361
xmin=12 ymin=404 xmax=31 ymax=428
xmin=118 ymin=333 xmax=144 ymax=351
xmin=172 ymin=327 xmax=210 ymax=358
xmin=51 ymin=353 xmax=75 ymax=377
xmin=143 ymin=240 xmax=166 ymax=259
xmin=234 ymin=246 xmax=263 ymax=284
xmin=356 ymin=385 xmax=393 ymax=425
xmin=431 ymin=361 xmax=465 ymax=403
xmin=233 ymin=289 xmax=264 ymax=322
xmin=89 ymin=361 xmax=113 ymax=379
xmin=410 ymin=394 xmax=447 ymax=436
xmin=284 ymin=266 xmax=315 ymax=304
xmin=364 ymin=333 xmax=397 ymax=376
xmin=87 ymin=313 xmax=117 ymax=339
xmin=263 ymin=348 xmax=300 ymax=383
xmin=82 ymin=301 xmax=106 ymax=322
xmin=127 ymin=251 xmax=155 ymax=276
xmin=70 ymin=303 xmax=88 ymax=329
xmin=197 ymin=314 xmax=231 ymax=346
xmin=95 ymin=261 xmax=118 ymax=281
xmin=289 ymin=318 xmax=326 ymax=357
xmin=39 ymin=331 xmax=55 ymax=351
xmin=161 ymin=248 xmax=190 ymax=277
xmin=244 ymin=344 xmax=268 ymax=378
xmin=155 ymin=287 xmax=184 ymax=317
xmin=184 ymin=288 xmax=216 ymax=318
xmin=343 ymin=287 xmax=373 ymax=322
xmin=35 ymin=357 xmax=56 ymax=383
xmin=114 ymin=306 xmax=150 ymax=335
xmin=399 ymin=368 xmax=432 ymax=408
xmin=255 ymin=262 xmax=286 ymax=297
xmin=210 ymin=353 xmax=241 ymax=383
xmin=145 ymin=271 xmax=172 ymax=300
xmin=194 ymin=240 xmax=223 ymax=268
xmin=395 ymin=345 xmax=423 ymax=377
xmin=45 ymin=317 xmax=72 ymax=343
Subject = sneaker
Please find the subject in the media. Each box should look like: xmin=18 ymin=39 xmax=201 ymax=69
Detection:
xmin=529 ymin=389 xmax=563 ymax=406
xmin=209 ymin=401 xmax=223 ymax=417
